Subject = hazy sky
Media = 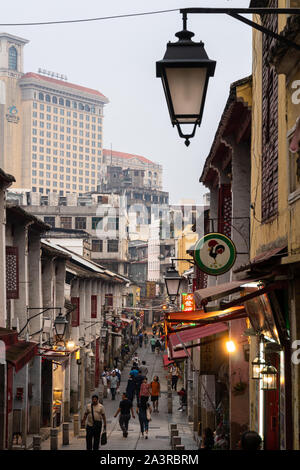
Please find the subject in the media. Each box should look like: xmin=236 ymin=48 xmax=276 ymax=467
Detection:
xmin=2 ymin=0 xmax=252 ymax=204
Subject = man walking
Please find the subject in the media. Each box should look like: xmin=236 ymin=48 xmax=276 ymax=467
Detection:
xmin=139 ymin=360 xmax=148 ymax=377
xmin=114 ymin=393 xmax=135 ymax=437
xmin=150 ymin=336 xmax=156 ymax=353
xmin=82 ymin=395 xmax=107 ymax=450
xmin=109 ymin=371 xmax=119 ymax=400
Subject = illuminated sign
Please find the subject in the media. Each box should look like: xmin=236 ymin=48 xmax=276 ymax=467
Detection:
xmin=181 ymin=293 xmax=195 ymax=312
xmin=194 ymin=233 xmax=236 ymax=276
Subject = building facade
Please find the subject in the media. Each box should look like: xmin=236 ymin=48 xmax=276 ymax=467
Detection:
xmin=0 ymin=33 xmax=108 ymax=196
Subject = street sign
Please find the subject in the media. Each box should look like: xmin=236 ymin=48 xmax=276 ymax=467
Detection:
xmin=146 ymin=281 xmax=156 ymax=299
xmin=194 ymin=232 xmax=236 ymax=276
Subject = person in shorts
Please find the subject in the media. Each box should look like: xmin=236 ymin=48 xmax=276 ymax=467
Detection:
xmin=150 ymin=376 xmax=160 ymax=412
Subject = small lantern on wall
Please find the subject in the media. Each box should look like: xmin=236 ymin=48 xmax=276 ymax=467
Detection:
xmin=251 ymin=356 xmax=266 ymax=380
xmin=54 ymin=312 xmax=68 ymax=341
xmin=260 ymin=364 xmax=278 ymax=390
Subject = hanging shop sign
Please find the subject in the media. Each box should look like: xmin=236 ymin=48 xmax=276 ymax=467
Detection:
xmin=194 ymin=233 xmax=236 ymax=276
xmin=181 ymin=293 xmax=195 ymax=312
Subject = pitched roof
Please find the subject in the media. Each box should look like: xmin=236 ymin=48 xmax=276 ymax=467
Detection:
xmin=20 ymin=72 xmax=108 ymax=101
xmin=103 ymin=149 xmax=155 ymax=166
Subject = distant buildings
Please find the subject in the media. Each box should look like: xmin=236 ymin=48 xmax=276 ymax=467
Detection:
xmin=0 ymin=33 xmax=108 ymax=196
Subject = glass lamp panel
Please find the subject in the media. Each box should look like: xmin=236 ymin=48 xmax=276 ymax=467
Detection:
xmin=165 ymin=67 xmax=207 ymax=121
xmin=55 ymin=322 xmax=65 ymax=337
xmin=166 ymin=278 xmax=180 ymax=296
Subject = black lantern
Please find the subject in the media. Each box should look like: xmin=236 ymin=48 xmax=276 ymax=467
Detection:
xmin=251 ymin=356 xmax=266 ymax=380
xmin=164 ymin=265 xmax=182 ymax=302
xmin=156 ymin=14 xmax=216 ymax=146
xmin=54 ymin=312 xmax=68 ymax=341
xmin=260 ymin=364 xmax=278 ymax=390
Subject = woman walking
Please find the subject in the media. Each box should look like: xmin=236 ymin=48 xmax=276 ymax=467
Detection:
xmin=136 ymin=401 xmax=152 ymax=439
xmin=170 ymin=364 xmax=180 ymax=391
xmin=139 ymin=377 xmax=151 ymax=405
xmin=126 ymin=375 xmax=136 ymax=403
xmin=150 ymin=376 xmax=160 ymax=412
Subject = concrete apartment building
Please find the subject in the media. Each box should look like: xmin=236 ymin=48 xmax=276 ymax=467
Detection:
xmin=0 ymin=33 xmax=108 ymax=195
xmin=102 ymin=149 xmax=163 ymax=191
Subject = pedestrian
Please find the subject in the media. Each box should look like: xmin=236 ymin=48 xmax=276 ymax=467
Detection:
xmin=150 ymin=336 xmax=156 ymax=353
xmin=113 ymin=367 xmax=121 ymax=383
xmin=155 ymin=338 xmax=161 ymax=354
xmin=136 ymin=401 xmax=152 ymax=439
xmin=201 ymin=427 xmax=215 ymax=450
xmin=114 ymin=356 xmax=119 ymax=368
xmin=82 ymin=395 xmax=107 ymax=450
xmin=139 ymin=332 xmax=143 ymax=348
xmin=129 ymin=365 xmax=139 ymax=378
xmin=109 ymin=371 xmax=119 ymax=400
xmin=170 ymin=364 xmax=180 ymax=391
xmin=126 ymin=375 xmax=136 ymax=403
xmin=139 ymin=377 xmax=151 ymax=405
xmin=134 ymin=371 xmax=145 ymax=407
xmin=177 ymin=387 xmax=187 ymax=411
xmin=150 ymin=376 xmax=160 ymax=412
xmin=114 ymin=393 xmax=135 ymax=438
xmin=144 ymin=332 xmax=148 ymax=346
xmin=139 ymin=360 xmax=148 ymax=377
xmin=132 ymin=354 xmax=140 ymax=366
xmin=239 ymin=431 xmax=262 ymax=450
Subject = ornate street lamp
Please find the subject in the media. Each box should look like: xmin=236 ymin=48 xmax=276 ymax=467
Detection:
xmin=54 ymin=312 xmax=68 ymax=341
xmin=156 ymin=13 xmax=216 ymax=146
xmin=260 ymin=364 xmax=278 ymax=391
xmin=251 ymin=356 xmax=266 ymax=380
xmin=164 ymin=265 xmax=182 ymax=302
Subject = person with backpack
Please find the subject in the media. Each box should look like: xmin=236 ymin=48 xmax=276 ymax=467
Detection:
xmin=150 ymin=336 xmax=156 ymax=353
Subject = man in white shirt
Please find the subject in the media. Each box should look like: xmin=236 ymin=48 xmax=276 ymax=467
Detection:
xmin=82 ymin=395 xmax=107 ymax=450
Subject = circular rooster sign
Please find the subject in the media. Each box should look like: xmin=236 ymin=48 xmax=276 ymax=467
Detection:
xmin=194 ymin=233 xmax=236 ymax=276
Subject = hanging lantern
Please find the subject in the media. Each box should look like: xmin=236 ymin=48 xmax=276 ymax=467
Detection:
xmin=260 ymin=365 xmax=278 ymax=390
xmin=251 ymin=356 xmax=266 ymax=379
xmin=54 ymin=312 xmax=68 ymax=341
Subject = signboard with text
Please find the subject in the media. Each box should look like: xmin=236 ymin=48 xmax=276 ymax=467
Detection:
xmin=181 ymin=293 xmax=195 ymax=312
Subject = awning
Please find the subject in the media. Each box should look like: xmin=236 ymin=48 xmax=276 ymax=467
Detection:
xmin=234 ymin=245 xmax=287 ymax=273
xmin=169 ymin=323 xmax=228 ymax=349
xmin=6 ymin=341 xmax=38 ymax=372
xmin=41 ymin=351 xmax=70 ymax=364
xmin=194 ymin=280 xmax=258 ymax=308
xmin=163 ymin=354 xmax=174 ymax=368
xmin=165 ymin=305 xmax=246 ymax=324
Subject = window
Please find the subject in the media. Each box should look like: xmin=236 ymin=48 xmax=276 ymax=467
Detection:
xmin=38 ymin=92 xmax=44 ymax=101
xmin=52 ymin=96 xmax=57 ymax=104
xmin=44 ymin=216 xmax=55 ymax=228
xmin=92 ymin=217 xmax=103 ymax=230
xmin=75 ymin=217 xmax=86 ymax=229
xmin=107 ymin=239 xmax=118 ymax=253
xmin=71 ymin=297 xmax=80 ymax=327
xmin=60 ymin=216 xmax=72 ymax=229
xmin=79 ymin=103 xmax=84 ymax=110
xmin=59 ymin=98 xmax=64 ymax=106
xmin=45 ymin=94 xmax=51 ymax=102
xmin=91 ymin=295 xmax=97 ymax=318
xmin=66 ymin=100 xmax=70 ymax=107
xmin=8 ymin=46 xmax=17 ymax=70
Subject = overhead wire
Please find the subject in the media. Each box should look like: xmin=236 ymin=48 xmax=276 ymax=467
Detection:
xmin=0 ymin=9 xmax=180 ymax=27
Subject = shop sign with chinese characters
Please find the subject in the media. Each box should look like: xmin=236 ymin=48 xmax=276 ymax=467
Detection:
xmin=181 ymin=293 xmax=195 ymax=312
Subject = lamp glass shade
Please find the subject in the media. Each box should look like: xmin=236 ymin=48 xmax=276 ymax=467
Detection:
xmin=260 ymin=365 xmax=277 ymax=390
xmin=164 ymin=266 xmax=182 ymax=297
xmin=165 ymin=67 xmax=208 ymax=123
xmin=54 ymin=313 xmax=68 ymax=340
xmin=251 ymin=357 xmax=266 ymax=379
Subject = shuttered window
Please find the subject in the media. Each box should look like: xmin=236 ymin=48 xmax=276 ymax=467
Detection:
xmin=6 ymin=246 xmax=19 ymax=299
xmin=71 ymin=297 xmax=80 ymax=327
xmin=261 ymin=1 xmax=278 ymax=221
xmin=105 ymin=293 xmax=113 ymax=307
xmin=91 ymin=295 xmax=97 ymax=318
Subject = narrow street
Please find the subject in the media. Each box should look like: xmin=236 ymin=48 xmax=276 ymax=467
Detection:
xmin=38 ymin=342 xmax=198 ymax=451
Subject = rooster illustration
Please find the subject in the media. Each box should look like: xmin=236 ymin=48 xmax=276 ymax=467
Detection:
xmin=208 ymin=239 xmax=225 ymax=265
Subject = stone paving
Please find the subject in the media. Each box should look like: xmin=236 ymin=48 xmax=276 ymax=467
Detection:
xmin=34 ymin=342 xmax=198 ymax=451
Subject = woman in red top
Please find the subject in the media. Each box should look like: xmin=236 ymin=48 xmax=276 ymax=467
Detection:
xmin=150 ymin=376 xmax=160 ymax=412
xmin=139 ymin=378 xmax=151 ymax=407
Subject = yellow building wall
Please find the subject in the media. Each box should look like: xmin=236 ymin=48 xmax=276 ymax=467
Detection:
xmin=175 ymin=224 xmax=198 ymax=275
xmin=250 ymin=6 xmax=290 ymax=259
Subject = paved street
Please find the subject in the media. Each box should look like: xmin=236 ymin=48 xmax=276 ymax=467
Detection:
xmin=37 ymin=341 xmax=197 ymax=451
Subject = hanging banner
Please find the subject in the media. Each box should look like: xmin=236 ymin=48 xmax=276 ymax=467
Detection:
xmin=181 ymin=293 xmax=195 ymax=312
xmin=194 ymin=233 xmax=236 ymax=276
